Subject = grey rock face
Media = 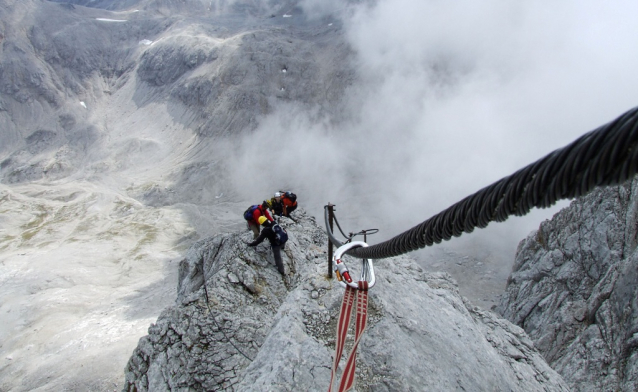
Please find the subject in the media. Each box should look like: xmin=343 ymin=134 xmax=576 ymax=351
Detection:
xmin=156 ymin=24 xmax=354 ymax=137
xmin=498 ymin=177 xmax=638 ymax=391
xmin=124 ymin=209 xmax=568 ymax=391
xmin=1 ymin=0 xmax=353 ymax=187
xmin=137 ymin=36 xmax=219 ymax=87
xmin=0 ymin=0 xmax=168 ymax=179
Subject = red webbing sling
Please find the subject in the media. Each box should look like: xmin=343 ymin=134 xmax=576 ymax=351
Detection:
xmin=328 ymin=242 xmax=375 ymax=392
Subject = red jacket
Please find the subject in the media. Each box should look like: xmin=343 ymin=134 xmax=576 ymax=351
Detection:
xmin=251 ymin=205 xmax=274 ymax=223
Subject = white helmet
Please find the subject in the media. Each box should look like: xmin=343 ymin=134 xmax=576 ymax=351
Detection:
xmin=274 ymin=192 xmax=282 ymax=197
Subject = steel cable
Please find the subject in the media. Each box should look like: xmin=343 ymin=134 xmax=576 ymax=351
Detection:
xmin=329 ymin=106 xmax=638 ymax=260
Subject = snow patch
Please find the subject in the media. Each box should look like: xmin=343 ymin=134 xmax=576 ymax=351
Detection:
xmin=96 ymin=18 xmax=127 ymax=23
xmin=283 ymin=14 xmax=292 ymax=18
xmin=80 ymin=101 xmax=87 ymax=109
xmin=139 ymin=39 xmax=153 ymax=46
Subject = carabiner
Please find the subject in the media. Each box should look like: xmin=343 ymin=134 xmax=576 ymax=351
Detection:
xmin=332 ymin=241 xmax=376 ymax=289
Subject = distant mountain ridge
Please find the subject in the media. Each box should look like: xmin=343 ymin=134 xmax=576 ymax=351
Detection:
xmin=1 ymin=0 xmax=352 ymax=185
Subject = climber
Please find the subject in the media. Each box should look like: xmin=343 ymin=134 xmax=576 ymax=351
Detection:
xmin=244 ymin=202 xmax=274 ymax=239
xmin=280 ymin=191 xmax=298 ymax=217
xmin=247 ymin=216 xmax=288 ymax=275
xmin=265 ymin=192 xmax=285 ymax=217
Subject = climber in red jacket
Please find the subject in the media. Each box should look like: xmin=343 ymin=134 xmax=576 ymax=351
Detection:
xmin=246 ymin=202 xmax=274 ymax=239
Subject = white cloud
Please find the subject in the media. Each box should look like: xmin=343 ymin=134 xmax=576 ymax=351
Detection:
xmin=231 ymin=0 xmax=638 ymax=261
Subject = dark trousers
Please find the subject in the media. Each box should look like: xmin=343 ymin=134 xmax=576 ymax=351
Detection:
xmin=272 ymin=245 xmax=285 ymax=275
xmin=283 ymin=204 xmax=297 ymax=217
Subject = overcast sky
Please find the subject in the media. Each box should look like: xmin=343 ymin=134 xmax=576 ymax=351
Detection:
xmin=229 ymin=0 xmax=638 ymax=259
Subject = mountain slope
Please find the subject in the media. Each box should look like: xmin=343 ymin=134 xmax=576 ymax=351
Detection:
xmin=0 ymin=1 xmax=354 ymax=390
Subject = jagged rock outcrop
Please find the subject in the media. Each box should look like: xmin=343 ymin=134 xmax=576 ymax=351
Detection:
xmin=123 ymin=209 xmax=569 ymax=391
xmin=498 ymin=177 xmax=638 ymax=391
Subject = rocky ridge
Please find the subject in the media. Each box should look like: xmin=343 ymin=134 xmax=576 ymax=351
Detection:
xmin=123 ymin=208 xmax=568 ymax=391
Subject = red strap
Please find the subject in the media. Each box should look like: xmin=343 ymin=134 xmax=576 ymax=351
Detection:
xmin=328 ymin=282 xmax=369 ymax=392
xmin=328 ymin=286 xmax=355 ymax=392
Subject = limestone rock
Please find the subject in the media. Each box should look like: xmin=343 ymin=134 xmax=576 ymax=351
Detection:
xmin=123 ymin=209 xmax=568 ymax=391
xmin=498 ymin=177 xmax=638 ymax=391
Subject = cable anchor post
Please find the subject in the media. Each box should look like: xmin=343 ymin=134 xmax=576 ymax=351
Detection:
xmin=326 ymin=203 xmax=335 ymax=279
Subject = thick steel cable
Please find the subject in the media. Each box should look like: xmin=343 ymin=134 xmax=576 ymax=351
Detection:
xmin=328 ymin=106 xmax=638 ymax=260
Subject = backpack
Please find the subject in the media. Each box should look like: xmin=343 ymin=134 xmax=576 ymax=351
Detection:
xmin=243 ymin=205 xmax=259 ymax=221
xmin=272 ymin=223 xmax=288 ymax=245
xmin=284 ymin=192 xmax=297 ymax=203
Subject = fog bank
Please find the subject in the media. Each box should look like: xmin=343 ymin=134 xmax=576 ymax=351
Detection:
xmin=228 ymin=0 xmax=638 ymax=261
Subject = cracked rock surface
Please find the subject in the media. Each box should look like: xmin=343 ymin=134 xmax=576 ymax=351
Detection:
xmin=123 ymin=209 xmax=568 ymax=391
xmin=498 ymin=177 xmax=638 ymax=391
